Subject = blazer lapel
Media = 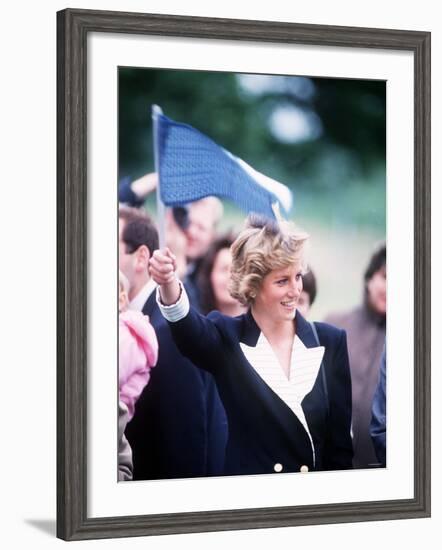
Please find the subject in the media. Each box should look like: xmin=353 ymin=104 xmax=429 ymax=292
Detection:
xmin=241 ymin=309 xmax=318 ymax=348
xmin=295 ymin=311 xmax=319 ymax=349
xmin=238 ymin=310 xmax=323 ymax=467
xmin=239 ymin=308 xmax=261 ymax=346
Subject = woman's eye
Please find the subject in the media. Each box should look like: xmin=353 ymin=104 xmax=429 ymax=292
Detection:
xmin=276 ymin=279 xmax=287 ymax=285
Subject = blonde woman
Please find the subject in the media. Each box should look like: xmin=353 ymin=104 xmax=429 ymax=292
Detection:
xmin=149 ymin=216 xmax=353 ymax=475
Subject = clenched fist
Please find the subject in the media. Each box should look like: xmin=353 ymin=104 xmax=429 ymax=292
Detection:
xmin=149 ymin=248 xmax=181 ymax=305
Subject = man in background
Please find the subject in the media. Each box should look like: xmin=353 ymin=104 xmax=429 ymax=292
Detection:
xmin=119 ymin=174 xmax=223 ymax=310
xmin=182 ymin=197 xmax=223 ymax=309
xmin=119 ymin=207 xmax=227 ymax=479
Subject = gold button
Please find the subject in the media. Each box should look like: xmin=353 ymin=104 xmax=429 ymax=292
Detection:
xmin=300 ymin=465 xmax=309 ymax=473
xmin=274 ymin=463 xmax=283 ymax=473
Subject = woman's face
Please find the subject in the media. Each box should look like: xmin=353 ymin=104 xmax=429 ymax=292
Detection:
xmin=253 ymin=264 xmax=303 ymax=323
xmin=367 ymin=265 xmax=387 ymax=315
xmin=210 ymin=247 xmax=237 ymax=308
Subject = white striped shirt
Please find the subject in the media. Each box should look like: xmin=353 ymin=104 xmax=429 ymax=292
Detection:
xmin=241 ymin=333 xmax=324 ymax=465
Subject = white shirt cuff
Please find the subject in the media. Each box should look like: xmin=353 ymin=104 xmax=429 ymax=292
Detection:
xmin=156 ymin=281 xmax=190 ymax=322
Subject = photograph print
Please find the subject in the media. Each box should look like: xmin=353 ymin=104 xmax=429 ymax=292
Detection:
xmin=117 ymin=66 xmax=386 ymax=483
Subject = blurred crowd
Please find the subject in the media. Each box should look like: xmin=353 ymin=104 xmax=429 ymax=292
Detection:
xmin=117 ymin=173 xmax=386 ymax=481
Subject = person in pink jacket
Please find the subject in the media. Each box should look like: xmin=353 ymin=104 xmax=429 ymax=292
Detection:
xmin=119 ymin=270 xmax=159 ymax=421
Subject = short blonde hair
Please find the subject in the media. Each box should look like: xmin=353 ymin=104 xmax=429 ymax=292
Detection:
xmin=229 ymin=215 xmax=309 ymax=306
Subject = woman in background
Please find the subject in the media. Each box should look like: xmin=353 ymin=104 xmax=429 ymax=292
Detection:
xmin=297 ymin=267 xmax=317 ymax=319
xmin=325 ymin=243 xmax=386 ymax=469
xmin=198 ymin=234 xmax=246 ymax=317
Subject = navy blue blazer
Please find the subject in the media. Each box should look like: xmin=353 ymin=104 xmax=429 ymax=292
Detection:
xmin=125 ymin=292 xmax=228 ymax=480
xmin=168 ymin=307 xmax=353 ymax=475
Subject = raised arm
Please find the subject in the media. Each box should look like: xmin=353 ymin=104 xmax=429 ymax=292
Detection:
xmin=149 ymin=247 xmax=181 ymax=305
xmin=149 ymin=247 xmax=224 ymax=373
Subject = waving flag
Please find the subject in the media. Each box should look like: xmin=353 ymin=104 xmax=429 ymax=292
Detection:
xmin=153 ymin=106 xmax=293 ymax=220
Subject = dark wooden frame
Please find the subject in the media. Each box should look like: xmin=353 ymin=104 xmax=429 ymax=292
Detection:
xmin=57 ymin=8 xmax=431 ymax=541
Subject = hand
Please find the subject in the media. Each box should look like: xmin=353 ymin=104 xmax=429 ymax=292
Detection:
xmin=149 ymin=247 xmax=177 ymax=285
xmin=149 ymin=248 xmax=181 ymax=305
xmin=131 ymin=172 xmax=158 ymax=199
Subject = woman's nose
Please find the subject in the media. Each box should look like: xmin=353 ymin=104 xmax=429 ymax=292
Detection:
xmin=287 ymin=279 xmax=300 ymax=297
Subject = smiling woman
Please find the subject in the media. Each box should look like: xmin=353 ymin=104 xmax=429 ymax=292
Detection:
xmin=149 ymin=215 xmax=354 ymax=476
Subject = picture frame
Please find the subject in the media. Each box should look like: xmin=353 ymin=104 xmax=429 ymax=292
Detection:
xmin=57 ymin=7 xmax=431 ymax=541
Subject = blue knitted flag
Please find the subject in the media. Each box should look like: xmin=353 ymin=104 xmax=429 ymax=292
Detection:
xmin=155 ymin=110 xmax=292 ymax=220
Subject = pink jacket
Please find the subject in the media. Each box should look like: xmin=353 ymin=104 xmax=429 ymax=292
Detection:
xmin=119 ymin=310 xmax=158 ymax=421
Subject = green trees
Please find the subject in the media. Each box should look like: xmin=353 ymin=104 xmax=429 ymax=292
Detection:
xmin=118 ymin=67 xmax=385 ymax=230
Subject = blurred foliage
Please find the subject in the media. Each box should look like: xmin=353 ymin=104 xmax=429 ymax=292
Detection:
xmin=119 ymin=67 xmax=385 ymax=230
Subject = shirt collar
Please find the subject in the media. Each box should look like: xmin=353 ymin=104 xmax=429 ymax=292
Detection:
xmin=241 ymin=308 xmax=318 ymax=349
xmin=129 ymin=278 xmax=157 ymax=312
